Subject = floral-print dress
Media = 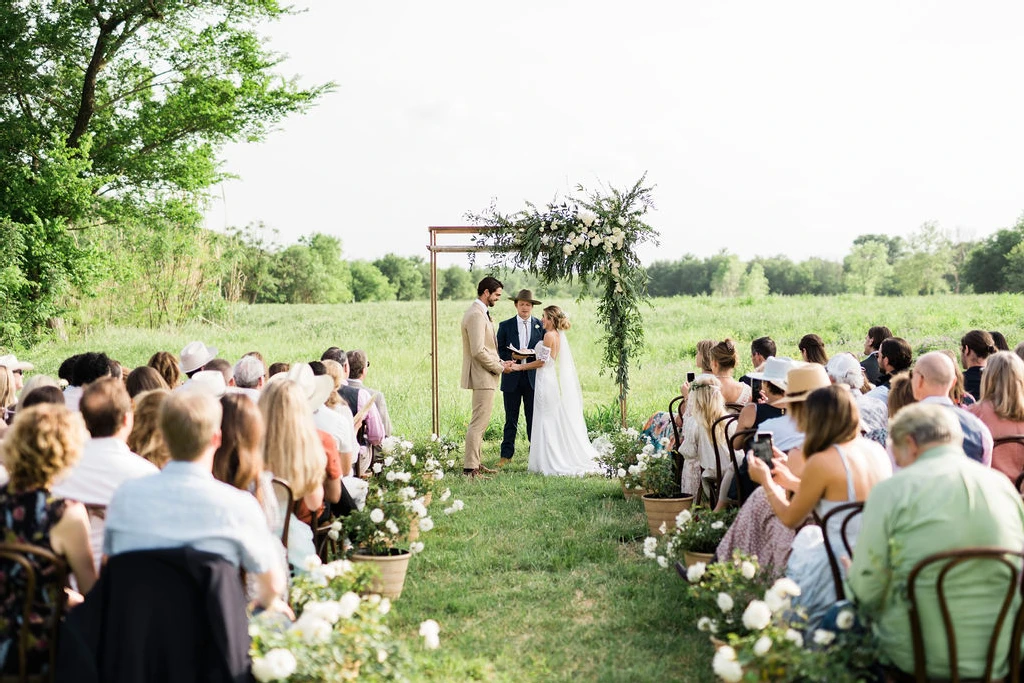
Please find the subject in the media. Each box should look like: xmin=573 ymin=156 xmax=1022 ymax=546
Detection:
xmin=0 ymin=486 xmax=68 ymax=675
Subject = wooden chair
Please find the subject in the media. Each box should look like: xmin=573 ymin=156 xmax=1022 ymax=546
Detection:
xmin=812 ymin=502 xmax=864 ymax=601
xmin=315 ymin=519 xmax=340 ymax=562
xmin=905 ymin=547 xmax=1024 ymax=683
xmin=703 ymin=414 xmax=739 ymax=508
xmin=270 ymin=477 xmax=293 ymax=546
xmin=725 ymin=427 xmax=757 ymax=507
xmin=668 ymin=395 xmax=687 ymax=487
xmin=0 ymin=542 xmax=69 ymax=683
xmin=990 ymin=435 xmax=1024 ymax=492
xmin=725 ymin=402 xmax=746 ymax=414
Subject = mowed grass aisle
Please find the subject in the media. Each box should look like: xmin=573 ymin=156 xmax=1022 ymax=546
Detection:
xmin=388 ymin=450 xmax=713 ymax=682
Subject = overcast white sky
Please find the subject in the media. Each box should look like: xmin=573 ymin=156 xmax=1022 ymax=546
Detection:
xmin=205 ymin=1 xmax=1024 ymax=266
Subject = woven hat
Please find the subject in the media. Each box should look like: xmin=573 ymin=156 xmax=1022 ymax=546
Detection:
xmin=179 ymin=341 xmax=218 ymax=374
xmin=269 ymin=362 xmax=333 ymax=412
xmin=745 ymin=357 xmax=800 ymax=390
xmin=509 ymin=289 xmax=542 ymax=305
xmin=0 ymin=354 xmax=33 ymax=373
xmin=775 ymin=364 xmax=831 ymax=404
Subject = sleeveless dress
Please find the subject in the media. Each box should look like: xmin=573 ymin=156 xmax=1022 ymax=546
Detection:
xmin=0 ymin=486 xmax=68 ymax=675
xmin=528 ymin=337 xmax=601 ymax=476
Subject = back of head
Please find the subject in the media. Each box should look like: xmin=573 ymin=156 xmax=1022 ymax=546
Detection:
xmin=990 ymin=331 xmax=1010 ymax=352
xmin=887 ymin=371 xmax=916 ymax=418
xmin=268 ymin=362 xmax=290 ymax=378
xmin=257 ymin=379 xmax=325 ymax=497
xmin=751 ymin=336 xmax=776 ymax=360
xmin=80 ymin=376 xmax=132 ymax=438
xmin=321 ymin=360 xmax=344 ymax=408
xmin=148 ymin=351 xmax=181 ymax=388
xmin=213 ymin=393 xmax=265 ymax=491
xmin=961 ymin=329 xmax=998 ymax=359
xmin=979 ymin=351 xmax=1024 ymax=422
xmin=58 ymin=354 xmax=81 ymax=384
xmin=160 ymin=390 xmax=223 ymax=462
xmin=72 ymin=352 xmax=112 ymax=387
xmin=21 ymin=374 xmax=59 ymax=398
xmin=867 ymin=326 xmax=893 ymax=351
xmin=801 ymin=386 xmax=860 ymax=457
xmin=308 ymin=360 xmax=327 ymax=376
xmin=233 ymin=355 xmax=266 ymax=389
xmin=128 ymin=390 xmax=171 ymax=468
xmin=690 ymin=374 xmax=726 ymax=432
xmin=880 ymin=337 xmax=913 ymax=373
xmin=1015 ymin=341 xmax=1024 ymax=363
xmin=695 ymin=339 xmax=715 ymax=373
xmin=799 ymin=334 xmax=828 ymax=365
xmin=320 ymin=347 xmax=346 ymax=364
xmin=710 ymin=339 xmax=738 ymax=370
xmin=477 ymin=275 xmax=503 ymax=296
xmin=347 ymin=349 xmax=368 ymax=378
xmin=205 ymin=358 xmax=233 ymax=383
xmin=542 ymin=306 xmax=571 ymax=332
xmin=825 ymin=352 xmax=864 ymax=391
xmin=19 ymin=385 xmax=65 ymax=410
xmin=889 ymin=402 xmax=963 ymax=450
xmin=126 ymin=366 xmax=169 ymax=398
xmin=2 ymin=404 xmax=85 ymax=490
xmin=914 ymin=351 xmax=955 ymax=393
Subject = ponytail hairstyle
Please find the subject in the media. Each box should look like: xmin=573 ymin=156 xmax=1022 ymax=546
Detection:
xmin=543 ymin=305 xmax=571 ymax=331
xmin=961 ymin=329 xmax=998 ymax=360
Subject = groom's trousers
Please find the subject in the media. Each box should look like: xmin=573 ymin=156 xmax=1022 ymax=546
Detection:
xmin=464 ymin=388 xmax=495 ymax=471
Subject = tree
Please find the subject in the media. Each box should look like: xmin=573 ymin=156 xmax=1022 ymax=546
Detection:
xmin=439 ymin=266 xmax=475 ymax=300
xmin=710 ymin=253 xmax=744 ymax=297
xmin=0 ymin=0 xmax=330 ymax=344
xmin=350 ymin=262 xmax=397 ymax=302
xmin=374 ymin=254 xmax=426 ymax=301
xmin=740 ymin=262 xmax=770 ymax=298
xmin=890 ymin=222 xmax=952 ymax=295
xmin=962 ymin=215 xmax=1024 ymax=293
xmin=844 ymin=241 xmax=892 ymax=295
xmin=804 ymin=258 xmax=845 ymax=295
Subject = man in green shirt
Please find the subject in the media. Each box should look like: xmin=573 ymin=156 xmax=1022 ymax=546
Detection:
xmin=848 ymin=403 xmax=1024 ymax=679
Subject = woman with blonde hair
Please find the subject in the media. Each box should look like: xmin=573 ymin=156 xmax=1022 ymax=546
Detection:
xmin=679 ymin=375 xmax=734 ymax=501
xmin=321 ymin=359 xmax=345 ymax=412
xmin=0 ymin=405 xmax=97 ymax=675
xmin=0 ymin=365 xmax=17 ymax=427
xmin=127 ymin=390 xmax=172 ymax=468
xmin=968 ymin=351 xmax=1024 ymax=481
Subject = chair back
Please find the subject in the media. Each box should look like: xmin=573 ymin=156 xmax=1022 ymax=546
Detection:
xmin=906 ymin=547 xmax=1024 ymax=683
xmin=704 ymin=414 xmax=738 ymax=507
xmin=270 ymin=477 xmax=293 ymax=546
xmin=812 ymin=502 xmax=864 ymax=601
xmin=668 ymin=395 xmax=686 ymax=485
xmin=991 ymin=436 xmax=1024 ymax=492
xmin=0 ymin=542 xmax=69 ymax=683
xmin=727 ymin=428 xmax=757 ymax=506
xmin=725 ymin=402 xmax=746 ymax=414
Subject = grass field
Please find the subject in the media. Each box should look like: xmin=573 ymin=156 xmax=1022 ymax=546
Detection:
xmin=19 ymin=294 xmax=1024 ymax=681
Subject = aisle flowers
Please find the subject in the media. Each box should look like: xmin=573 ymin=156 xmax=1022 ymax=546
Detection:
xmin=592 ymin=427 xmax=650 ymax=489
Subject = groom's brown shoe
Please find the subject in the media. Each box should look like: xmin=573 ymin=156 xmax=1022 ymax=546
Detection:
xmin=463 ymin=468 xmax=490 ymax=480
xmin=478 ymin=463 xmax=498 ymax=474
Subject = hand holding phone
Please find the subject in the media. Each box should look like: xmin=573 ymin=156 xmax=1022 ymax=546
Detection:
xmin=751 ymin=432 xmax=774 ymax=468
xmin=686 ymin=371 xmax=696 ymax=383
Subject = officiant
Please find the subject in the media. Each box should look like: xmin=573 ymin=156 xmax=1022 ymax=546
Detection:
xmin=496 ymin=289 xmax=545 ymax=468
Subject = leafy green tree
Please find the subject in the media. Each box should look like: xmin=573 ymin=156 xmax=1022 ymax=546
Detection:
xmin=890 ymin=222 xmax=952 ymax=295
xmin=711 ymin=254 xmax=744 ymax=297
xmin=962 ymin=215 xmax=1024 ymax=293
xmin=350 ymin=261 xmax=397 ymax=302
xmin=740 ymin=262 xmax=770 ymax=298
xmin=1002 ymin=242 xmax=1024 ymax=293
xmin=439 ymin=266 xmax=475 ymax=300
xmin=804 ymin=258 xmax=845 ymax=295
xmin=374 ymin=254 xmax=426 ymax=301
xmin=0 ymin=0 xmax=330 ymax=343
xmin=844 ymin=241 xmax=892 ymax=295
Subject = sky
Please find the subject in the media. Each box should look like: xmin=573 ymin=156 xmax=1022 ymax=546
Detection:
xmin=205 ymin=1 xmax=1024 ymax=267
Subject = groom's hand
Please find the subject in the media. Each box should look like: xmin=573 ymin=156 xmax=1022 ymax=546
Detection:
xmin=501 ymin=360 xmax=514 ymax=374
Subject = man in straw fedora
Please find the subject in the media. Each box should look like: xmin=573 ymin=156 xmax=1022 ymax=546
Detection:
xmin=496 ymin=288 xmax=545 ymax=468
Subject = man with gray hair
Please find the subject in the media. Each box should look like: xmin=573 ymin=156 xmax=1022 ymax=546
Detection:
xmin=911 ymin=351 xmax=992 ymax=465
xmin=848 ymin=403 xmax=1024 ymax=679
xmin=231 ymin=355 xmax=265 ymax=402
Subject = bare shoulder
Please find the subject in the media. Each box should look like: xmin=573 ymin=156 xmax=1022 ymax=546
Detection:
xmin=543 ymin=330 xmax=559 ymax=344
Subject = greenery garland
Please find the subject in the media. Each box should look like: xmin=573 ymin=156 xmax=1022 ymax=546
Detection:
xmin=467 ymin=176 xmax=659 ymax=411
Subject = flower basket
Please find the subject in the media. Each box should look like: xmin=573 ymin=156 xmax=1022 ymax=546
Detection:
xmin=684 ymin=550 xmax=715 ymax=568
xmin=641 ymin=493 xmax=694 ymax=536
xmin=351 ymin=548 xmax=411 ymax=599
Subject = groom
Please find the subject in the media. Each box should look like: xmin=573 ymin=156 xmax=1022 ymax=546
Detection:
xmin=461 ymin=276 xmax=513 ymax=478
xmin=496 ymin=289 xmax=544 ymax=467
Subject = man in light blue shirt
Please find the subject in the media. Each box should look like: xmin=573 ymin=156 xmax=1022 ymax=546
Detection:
xmin=104 ymin=391 xmax=288 ymax=612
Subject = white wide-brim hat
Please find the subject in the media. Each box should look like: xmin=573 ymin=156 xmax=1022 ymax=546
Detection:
xmin=180 ymin=341 xmax=218 ymax=374
xmin=180 ymin=370 xmax=227 ymax=397
xmin=745 ymin=356 xmax=800 ymax=390
xmin=0 ymin=354 xmax=33 ymax=373
xmin=269 ymin=362 xmax=333 ymax=412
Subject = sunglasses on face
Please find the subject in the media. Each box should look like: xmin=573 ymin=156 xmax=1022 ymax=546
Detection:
xmin=12 ymin=370 xmax=22 ymax=375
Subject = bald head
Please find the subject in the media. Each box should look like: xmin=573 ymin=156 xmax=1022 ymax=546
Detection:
xmin=912 ymin=352 xmax=955 ymax=400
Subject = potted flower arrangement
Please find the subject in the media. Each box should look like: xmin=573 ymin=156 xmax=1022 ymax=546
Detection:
xmin=635 ymin=446 xmax=693 ymax=535
xmin=592 ymin=427 xmax=651 ymax=498
xmin=343 ymin=485 xmax=421 ymax=598
xmin=664 ymin=507 xmax=737 ymax=567
xmin=671 ymin=551 xmax=773 ymax=638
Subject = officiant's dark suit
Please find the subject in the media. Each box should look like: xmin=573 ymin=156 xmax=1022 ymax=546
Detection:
xmin=496 ymin=290 xmax=545 ymax=463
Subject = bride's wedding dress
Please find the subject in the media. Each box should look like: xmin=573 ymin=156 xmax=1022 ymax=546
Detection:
xmin=528 ymin=332 xmax=601 ymax=476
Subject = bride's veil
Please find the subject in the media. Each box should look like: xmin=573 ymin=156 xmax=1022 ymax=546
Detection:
xmin=557 ymin=331 xmax=585 ymax=421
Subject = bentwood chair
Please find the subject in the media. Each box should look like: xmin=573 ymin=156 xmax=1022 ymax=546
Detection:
xmin=725 ymin=427 xmax=758 ymax=507
xmin=269 ymin=477 xmax=294 ymax=546
xmin=704 ymin=414 xmax=739 ymax=508
xmin=725 ymin=402 xmax=746 ymax=414
xmin=904 ymin=547 xmax=1024 ymax=683
xmin=0 ymin=542 xmax=69 ymax=683
xmin=812 ymin=502 xmax=864 ymax=601
xmin=668 ymin=395 xmax=687 ymax=488
xmin=989 ymin=435 xmax=1024 ymax=493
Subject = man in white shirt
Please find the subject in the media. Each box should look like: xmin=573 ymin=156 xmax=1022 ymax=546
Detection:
xmin=104 ymin=390 xmax=288 ymax=613
xmin=53 ymin=376 xmax=158 ymax=569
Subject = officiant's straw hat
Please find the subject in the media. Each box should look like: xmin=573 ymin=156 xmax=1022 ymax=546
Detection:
xmin=775 ymin=364 xmax=831 ymax=405
xmin=510 ymin=289 xmax=542 ymax=305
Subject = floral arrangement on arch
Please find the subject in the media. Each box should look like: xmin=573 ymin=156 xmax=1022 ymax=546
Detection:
xmin=249 ymin=554 xmax=442 ymax=682
xmin=468 ymin=176 xmax=659 ymax=399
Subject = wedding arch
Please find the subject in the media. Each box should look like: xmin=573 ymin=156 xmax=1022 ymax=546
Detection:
xmin=427 ymin=176 xmax=659 ymax=434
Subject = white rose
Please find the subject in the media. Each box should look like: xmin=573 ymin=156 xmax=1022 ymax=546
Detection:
xmin=712 ymin=646 xmax=743 ymax=683
xmin=430 ymin=433 xmax=438 ymax=441
xmin=697 ymin=616 xmax=713 ymax=632
xmin=383 ymin=456 xmax=394 ymax=467
xmin=764 ymin=588 xmax=788 ymax=614
xmin=378 ymin=598 xmax=392 ymax=615
xmin=753 ymin=635 xmax=773 ymax=656
xmin=290 ymin=615 xmax=332 ymax=643
xmin=642 ymin=537 xmax=658 ymax=559
xmin=419 ymin=619 xmax=441 ymax=650
xmin=784 ymin=629 xmax=804 ymax=647
xmin=717 ymin=593 xmax=734 ymax=613
xmin=711 ymin=521 xmax=725 ymax=530
xmin=617 ymin=467 xmax=627 ymax=479
xmin=377 ymin=649 xmax=388 ymax=663
xmin=740 ymin=561 xmax=757 ymax=580
xmin=410 ymin=541 xmax=425 ymax=554
xmin=252 ymin=649 xmax=297 ymax=682
xmin=657 ymin=555 xmax=668 ymax=569
xmin=440 ymin=488 xmax=452 ymax=502
xmin=577 ymin=208 xmax=597 ymax=227
xmin=400 ymin=440 xmax=413 ymax=451
xmin=742 ymin=600 xmax=772 ymax=631
xmin=617 ymin=216 xmax=627 ymax=226
xmin=337 ymin=591 xmax=361 ymax=619
xmin=369 ymin=508 xmax=385 ymax=524
xmin=835 ymin=609 xmax=855 ymax=630
xmin=772 ymin=577 xmax=802 ymax=598
xmin=385 ymin=519 xmax=399 ymax=535
xmin=420 ymin=517 xmax=434 ymax=532
xmin=686 ymin=562 xmax=706 ymax=582
xmin=567 ymin=232 xmax=576 ymax=241
xmin=675 ymin=509 xmax=692 ymax=527
xmin=591 ymin=235 xmax=602 ymax=247
xmin=301 ymin=554 xmax=322 ymax=572
xmin=541 ymin=235 xmax=550 ymax=245
xmin=373 ymin=463 xmax=383 ymax=474
xmin=813 ymin=629 xmax=836 ymax=646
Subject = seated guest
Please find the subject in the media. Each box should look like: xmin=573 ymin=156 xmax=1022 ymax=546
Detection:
xmin=125 ymin=366 xmax=168 ymax=398
xmin=740 ymin=336 xmax=777 ymax=397
xmin=967 ymin=351 xmax=1024 ymax=481
xmin=347 ymin=350 xmax=392 ymax=436
xmin=268 ymin=361 xmax=290 ymax=377
xmin=53 ymin=377 xmax=158 ymax=570
xmin=708 ymin=339 xmax=751 ymax=405
xmin=1015 ymin=340 xmax=1024 ymax=363
xmin=860 ymin=325 xmax=891 ymax=386
xmin=886 ymin=371 xmax=916 ymax=418
xmin=679 ymin=375 xmax=734 ymax=502
xmin=127 ymin=390 xmax=172 ymax=468
xmin=939 ymin=349 xmax=975 ymax=407
xmin=960 ymin=329 xmax=998 ymax=402
xmin=177 ymin=341 xmax=218 ymax=388
xmin=104 ymin=390 xmax=288 ymax=614
xmin=747 ymin=385 xmax=891 ymax=624
xmin=147 ymin=350 xmax=181 ymax=389
xmin=848 ymin=403 xmax=1024 ymax=680
xmin=0 ymin=354 xmax=32 ymax=405
xmin=826 ymin=352 xmax=888 ymax=444
xmin=0 ymin=405 xmax=97 ymax=675
xmin=231 ymin=355 xmax=265 ymax=402
xmin=865 ymin=337 xmax=913 ymax=402
xmin=65 ymin=352 xmax=113 ymax=412
xmin=0 ymin=365 xmax=16 ymax=427
xmin=910 ymin=352 xmax=992 ymax=465
xmin=991 ymin=330 xmax=1010 ymax=352
xmin=205 ymin=358 xmax=233 ymax=385
xmin=798 ymin=334 xmax=828 ymax=365
xmin=57 ymin=354 xmax=80 ymax=391
xmin=18 ymin=385 xmax=65 ymax=410
xmin=19 ymin=374 xmax=59 ymax=402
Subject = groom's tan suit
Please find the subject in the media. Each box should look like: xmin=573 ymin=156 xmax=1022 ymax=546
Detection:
xmin=461 ymin=300 xmax=505 ymax=470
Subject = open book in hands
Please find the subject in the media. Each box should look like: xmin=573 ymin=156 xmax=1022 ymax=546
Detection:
xmin=508 ymin=344 xmax=536 ymax=360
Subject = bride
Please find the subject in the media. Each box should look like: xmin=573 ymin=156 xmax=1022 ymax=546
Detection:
xmin=511 ymin=305 xmax=600 ymax=476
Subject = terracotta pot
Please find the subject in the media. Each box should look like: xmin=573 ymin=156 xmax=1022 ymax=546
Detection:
xmin=351 ymin=548 xmax=411 ymax=599
xmin=620 ymin=480 xmax=650 ymax=500
xmin=683 ymin=550 xmax=714 ymax=568
xmin=641 ymin=493 xmax=694 ymax=536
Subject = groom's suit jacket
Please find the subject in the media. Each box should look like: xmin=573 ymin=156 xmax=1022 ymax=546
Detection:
xmin=461 ymin=302 xmax=504 ymax=390
xmin=496 ymin=315 xmax=544 ymax=391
